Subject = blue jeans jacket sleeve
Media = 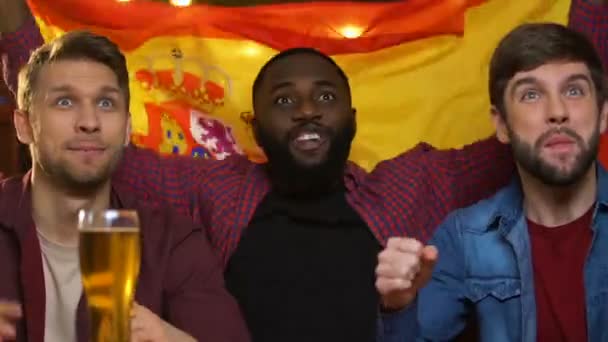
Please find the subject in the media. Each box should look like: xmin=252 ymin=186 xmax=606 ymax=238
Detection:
xmin=376 ymin=300 xmax=419 ymax=342
xmin=417 ymin=212 xmax=469 ymax=341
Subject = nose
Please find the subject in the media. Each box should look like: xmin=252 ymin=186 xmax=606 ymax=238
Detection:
xmin=293 ymin=99 xmax=321 ymax=122
xmin=546 ymin=94 xmax=569 ymax=126
xmin=75 ymin=103 xmax=101 ymax=134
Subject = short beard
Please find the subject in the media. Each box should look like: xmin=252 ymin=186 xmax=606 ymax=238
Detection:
xmin=509 ymin=125 xmax=599 ymax=186
xmin=34 ymin=146 xmax=123 ymax=195
xmin=254 ymin=118 xmax=356 ymax=198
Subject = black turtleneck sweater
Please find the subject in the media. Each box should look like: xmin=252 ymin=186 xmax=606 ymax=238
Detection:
xmin=224 ymin=187 xmax=382 ymax=342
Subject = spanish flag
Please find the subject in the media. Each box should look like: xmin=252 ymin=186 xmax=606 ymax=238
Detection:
xmin=28 ymin=0 xmax=570 ymax=170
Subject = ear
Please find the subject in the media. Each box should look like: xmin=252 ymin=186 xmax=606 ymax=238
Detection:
xmin=124 ymin=113 xmax=132 ymax=147
xmin=251 ymin=117 xmax=261 ymax=146
xmin=13 ymin=109 xmax=33 ymax=144
xmin=599 ymin=100 xmax=608 ymax=135
xmin=491 ymin=106 xmax=510 ymax=144
xmin=351 ymin=107 xmax=357 ymax=134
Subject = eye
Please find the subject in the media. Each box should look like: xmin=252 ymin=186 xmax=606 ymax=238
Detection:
xmin=565 ymin=86 xmax=584 ymax=97
xmin=520 ymin=90 xmax=540 ymax=102
xmin=318 ymin=92 xmax=335 ymax=102
xmin=98 ymin=98 xmax=115 ymax=109
xmin=55 ymin=97 xmax=73 ymax=108
xmin=274 ymin=96 xmax=294 ymax=105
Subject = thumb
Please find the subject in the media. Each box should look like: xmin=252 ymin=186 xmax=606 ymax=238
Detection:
xmin=421 ymin=245 xmax=438 ymax=266
xmin=414 ymin=245 xmax=438 ymax=288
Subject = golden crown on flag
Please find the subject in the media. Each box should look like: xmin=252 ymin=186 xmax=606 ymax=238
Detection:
xmin=134 ymin=47 xmax=232 ymax=113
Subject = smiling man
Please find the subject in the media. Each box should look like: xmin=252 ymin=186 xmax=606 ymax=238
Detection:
xmin=250 ymin=49 xmax=357 ymax=196
xmin=413 ymin=23 xmax=608 ymax=341
xmin=222 ymin=48 xmax=437 ymax=342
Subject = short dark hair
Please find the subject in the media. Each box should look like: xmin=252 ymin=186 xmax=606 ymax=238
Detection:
xmin=489 ymin=23 xmax=605 ymax=115
xmin=17 ymin=30 xmax=129 ymax=112
xmin=252 ymin=47 xmax=349 ymax=107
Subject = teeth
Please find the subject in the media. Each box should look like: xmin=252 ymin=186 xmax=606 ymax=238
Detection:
xmin=296 ymin=133 xmax=320 ymax=141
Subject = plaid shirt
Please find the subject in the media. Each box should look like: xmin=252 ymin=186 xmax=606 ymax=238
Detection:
xmin=570 ymin=0 xmax=608 ymax=71
xmin=0 ymin=15 xmax=42 ymax=96
xmin=112 ymin=140 xmax=514 ymax=263
xmin=3 ymin=0 xmax=608 ymax=264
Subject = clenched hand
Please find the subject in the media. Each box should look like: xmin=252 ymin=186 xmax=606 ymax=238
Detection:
xmin=376 ymin=237 xmax=438 ymax=310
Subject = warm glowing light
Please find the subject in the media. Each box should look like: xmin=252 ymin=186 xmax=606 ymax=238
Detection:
xmin=117 ymin=0 xmax=131 ymax=2
xmin=338 ymin=25 xmax=364 ymax=39
xmin=241 ymin=43 xmax=260 ymax=57
xmin=170 ymin=0 xmax=192 ymax=6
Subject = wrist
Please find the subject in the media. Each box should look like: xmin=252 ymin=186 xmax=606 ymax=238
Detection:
xmin=162 ymin=320 xmax=195 ymax=342
xmin=380 ymin=293 xmax=416 ymax=313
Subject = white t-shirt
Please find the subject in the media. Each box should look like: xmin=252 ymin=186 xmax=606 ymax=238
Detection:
xmin=38 ymin=230 xmax=83 ymax=342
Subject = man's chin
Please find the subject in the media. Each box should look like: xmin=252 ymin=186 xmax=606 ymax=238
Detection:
xmin=288 ymin=152 xmax=329 ymax=170
xmin=533 ymin=162 xmax=592 ymax=186
xmin=291 ymin=158 xmax=327 ymax=170
xmin=539 ymin=158 xmax=581 ymax=176
xmin=55 ymin=168 xmax=111 ymax=191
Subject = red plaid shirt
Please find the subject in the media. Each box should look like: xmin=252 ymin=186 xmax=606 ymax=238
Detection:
xmin=570 ymin=0 xmax=608 ymax=71
xmin=112 ymin=140 xmax=514 ymax=263
xmin=3 ymin=0 xmax=608 ymax=264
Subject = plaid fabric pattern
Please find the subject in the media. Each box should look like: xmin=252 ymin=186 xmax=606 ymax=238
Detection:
xmin=570 ymin=0 xmax=608 ymax=71
xmin=2 ymin=0 xmax=607 ymax=264
xmin=113 ymin=138 xmax=515 ymax=263
xmin=0 ymin=16 xmax=43 ymax=95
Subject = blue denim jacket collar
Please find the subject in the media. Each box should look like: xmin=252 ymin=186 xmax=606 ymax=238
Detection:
xmin=479 ymin=163 xmax=608 ymax=236
xmin=467 ymin=163 xmax=608 ymax=342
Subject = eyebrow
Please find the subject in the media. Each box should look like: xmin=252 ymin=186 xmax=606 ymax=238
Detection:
xmin=46 ymin=85 xmax=122 ymax=95
xmin=509 ymin=73 xmax=593 ymax=98
xmin=270 ymin=79 xmax=337 ymax=92
xmin=564 ymin=74 xmax=593 ymax=86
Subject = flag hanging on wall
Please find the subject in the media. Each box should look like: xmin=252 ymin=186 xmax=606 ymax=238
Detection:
xmin=28 ymin=0 xmax=570 ymax=170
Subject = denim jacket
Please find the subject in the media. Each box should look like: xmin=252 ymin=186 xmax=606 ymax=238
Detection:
xmin=414 ymin=165 xmax=608 ymax=342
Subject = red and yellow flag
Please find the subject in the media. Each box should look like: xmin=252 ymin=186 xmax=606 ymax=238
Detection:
xmin=29 ymin=0 xmax=570 ymax=170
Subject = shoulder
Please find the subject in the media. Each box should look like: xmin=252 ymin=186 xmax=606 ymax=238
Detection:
xmin=0 ymin=176 xmax=24 ymax=194
xmin=0 ymin=176 xmax=27 ymax=222
xmin=136 ymin=202 xmax=201 ymax=245
xmin=433 ymin=184 xmax=517 ymax=240
xmin=0 ymin=177 xmax=25 ymax=268
xmin=119 ymin=145 xmax=252 ymax=183
xmin=204 ymin=154 xmax=254 ymax=179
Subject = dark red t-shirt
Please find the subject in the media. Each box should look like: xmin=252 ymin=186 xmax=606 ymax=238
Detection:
xmin=527 ymin=205 xmax=594 ymax=342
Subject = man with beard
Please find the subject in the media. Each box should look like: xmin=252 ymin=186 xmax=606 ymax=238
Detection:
xmin=3 ymin=2 xmax=608 ymax=342
xmin=221 ymin=48 xmax=440 ymax=342
xmin=0 ymin=31 xmax=249 ymax=342
xmin=405 ymin=23 xmax=608 ymax=341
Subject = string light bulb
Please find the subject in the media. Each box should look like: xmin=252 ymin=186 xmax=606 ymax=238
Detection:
xmin=338 ymin=25 xmax=364 ymax=39
xmin=170 ymin=0 xmax=192 ymax=6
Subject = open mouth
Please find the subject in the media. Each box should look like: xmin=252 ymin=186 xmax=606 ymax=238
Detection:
xmin=290 ymin=128 xmax=328 ymax=152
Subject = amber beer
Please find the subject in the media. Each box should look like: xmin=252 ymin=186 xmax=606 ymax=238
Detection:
xmin=78 ymin=210 xmax=141 ymax=342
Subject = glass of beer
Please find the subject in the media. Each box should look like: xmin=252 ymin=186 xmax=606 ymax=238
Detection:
xmin=78 ymin=209 xmax=141 ymax=342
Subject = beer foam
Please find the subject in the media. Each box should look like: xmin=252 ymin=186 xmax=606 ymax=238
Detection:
xmin=80 ymin=227 xmax=139 ymax=233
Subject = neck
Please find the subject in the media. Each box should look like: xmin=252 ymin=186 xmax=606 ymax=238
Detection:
xmin=266 ymin=164 xmax=344 ymax=199
xmin=520 ymin=165 xmax=597 ymax=227
xmin=30 ymin=166 xmax=111 ymax=246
